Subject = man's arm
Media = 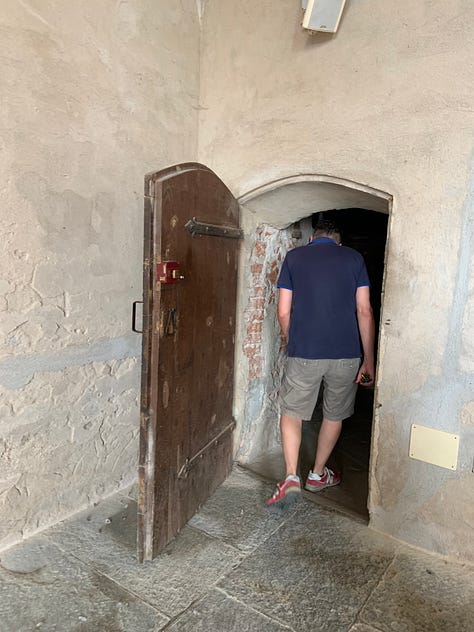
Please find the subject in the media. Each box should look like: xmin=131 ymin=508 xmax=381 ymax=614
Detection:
xmin=277 ymin=288 xmax=293 ymax=341
xmin=355 ymin=285 xmax=375 ymax=385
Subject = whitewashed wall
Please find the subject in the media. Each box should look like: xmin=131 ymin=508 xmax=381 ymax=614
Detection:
xmin=199 ymin=0 xmax=474 ymax=562
xmin=0 ymin=0 xmax=200 ymax=551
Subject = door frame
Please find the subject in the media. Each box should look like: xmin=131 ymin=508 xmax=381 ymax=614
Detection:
xmin=235 ymin=173 xmax=393 ymax=518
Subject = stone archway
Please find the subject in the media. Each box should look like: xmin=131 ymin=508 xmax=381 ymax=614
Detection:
xmin=239 ymin=174 xmax=391 ymax=224
xmin=233 ymin=174 xmax=392 ymax=517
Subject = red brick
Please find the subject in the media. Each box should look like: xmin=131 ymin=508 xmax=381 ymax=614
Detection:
xmin=249 ymin=298 xmax=265 ymax=310
xmin=247 ymin=322 xmax=262 ymax=334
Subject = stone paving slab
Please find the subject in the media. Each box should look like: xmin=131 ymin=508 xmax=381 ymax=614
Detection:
xmin=218 ymin=501 xmax=397 ymax=632
xmin=0 ymin=535 xmax=168 ymax=631
xmin=359 ymin=550 xmax=474 ymax=632
xmin=166 ymin=588 xmax=295 ymax=631
xmin=44 ymin=494 xmax=244 ymax=619
xmin=189 ymin=466 xmax=296 ymax=553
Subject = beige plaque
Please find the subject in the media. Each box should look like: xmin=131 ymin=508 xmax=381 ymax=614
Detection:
xmin=409 ymin=424 xmax=459 ymax=470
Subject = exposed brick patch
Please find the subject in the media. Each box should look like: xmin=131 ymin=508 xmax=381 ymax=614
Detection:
xmin=243 ymin=224 xmax=301 ymax=380
xmin=267 ymin=260 xmax=280 ymax=286
xmin=254 ymin=241 xmax=267 ymax=257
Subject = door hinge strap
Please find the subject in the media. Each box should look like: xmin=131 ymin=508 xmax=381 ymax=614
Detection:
xmin=185 ymin=217 xmax=243 ymax=240
xmin=177 ymin=419 xmax=236 ymax=480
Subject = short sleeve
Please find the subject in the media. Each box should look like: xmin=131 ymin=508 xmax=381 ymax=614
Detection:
xmin=277 ymin=255 xmax=293 ymax=290
xmin=356 ymin=255 xmax=370 ymax=288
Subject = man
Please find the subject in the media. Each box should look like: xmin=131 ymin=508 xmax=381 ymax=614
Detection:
xmin=266 ymin=218 xmax=375 ymax=509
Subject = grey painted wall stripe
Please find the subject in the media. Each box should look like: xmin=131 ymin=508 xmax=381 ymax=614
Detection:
xmin=0 ymin=335 xmax=142 ymax=390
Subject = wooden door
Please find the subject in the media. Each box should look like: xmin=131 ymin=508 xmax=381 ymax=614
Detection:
xmin=138 ymin=163 xmax=241 ymax=561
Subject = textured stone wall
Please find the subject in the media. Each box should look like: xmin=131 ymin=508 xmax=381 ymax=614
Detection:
xmin=0 ymin=1 xmax=200 ymax=550
xmin=199 ymin=1 xmax=474 ymax=562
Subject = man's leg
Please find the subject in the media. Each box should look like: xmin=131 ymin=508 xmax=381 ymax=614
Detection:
xmin=267 ymin=358 xmax=322 ymax=508
xmin=305 ymin=358 xmax=359 ymax=492
xmin=280 ymin=413 xmax=303 ymax=477
xmin=266 ymin=412 xmax=303 ymax=508
xmin=312 ymin=418 xmax=342 ymax=476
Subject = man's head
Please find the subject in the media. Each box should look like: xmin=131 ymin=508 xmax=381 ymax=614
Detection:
xmin=313 ymin=218 xmax=341 ymax=244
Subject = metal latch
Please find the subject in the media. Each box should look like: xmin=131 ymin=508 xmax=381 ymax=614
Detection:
xmin=185 ymin=218 xmax=243 ymax=240
xmin=131 ymin=301 xmax=143 ymax=333
xmin=165 ymin=308 xmax=177 ymax=336
xmin=157 ymin=261 xmax=184 ymax=284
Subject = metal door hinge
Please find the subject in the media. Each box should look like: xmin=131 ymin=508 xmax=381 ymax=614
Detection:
xmin=185 ymin=217 xmax=243 ymax=240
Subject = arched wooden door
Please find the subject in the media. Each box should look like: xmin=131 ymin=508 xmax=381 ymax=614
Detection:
xmin=138 ymin=163 xmax=241 ymax=561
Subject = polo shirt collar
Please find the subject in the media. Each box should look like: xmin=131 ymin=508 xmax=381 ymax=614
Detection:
xmin=309 ymin=237 xmax=339 ymax=245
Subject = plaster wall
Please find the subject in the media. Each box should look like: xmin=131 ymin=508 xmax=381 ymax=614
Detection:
xmin=199 ymin=1 xmax=474 ymax=562
xmin=0 ymin=0 xmax=200 ymax=550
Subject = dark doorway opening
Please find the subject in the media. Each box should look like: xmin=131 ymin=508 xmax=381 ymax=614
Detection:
xmin=299 ymin=208 xmax=388 ymax=521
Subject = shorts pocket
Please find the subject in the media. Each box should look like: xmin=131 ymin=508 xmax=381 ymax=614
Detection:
xmin=340 ymin=358 xmax=359 ymax=370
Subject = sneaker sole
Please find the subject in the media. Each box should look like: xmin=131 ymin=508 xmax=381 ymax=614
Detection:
xmin=266 ymin=490 xmax=302 ymax=512
xmin=304 ymin=481 xmax=340 ymax=493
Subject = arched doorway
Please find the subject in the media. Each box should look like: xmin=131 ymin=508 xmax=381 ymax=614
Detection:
xmin=234 ymin=176 xmax=392 ymax=520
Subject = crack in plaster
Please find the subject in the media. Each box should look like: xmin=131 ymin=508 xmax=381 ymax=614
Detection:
xmin=29 ymin=265 xmax=45 ymax=305
xmin=6 ymin=320 xmax=29 ymax=337
xmin=196 ymin=0 xmax=206 ymax=24
xmin=98 ymin=418 xmax=106 ymax=448
xmin=16 ymin=0 xmax=53 ymax=28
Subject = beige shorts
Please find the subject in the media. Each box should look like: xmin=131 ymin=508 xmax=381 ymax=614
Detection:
xmin=279 ymin=357 xmax=360 ymax=421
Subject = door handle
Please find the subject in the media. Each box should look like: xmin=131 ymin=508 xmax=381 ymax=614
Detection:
xmin=132 ymin=301 xmax=143 ymax=333
xmin=165 ymin=308 xmax=177 ymax=335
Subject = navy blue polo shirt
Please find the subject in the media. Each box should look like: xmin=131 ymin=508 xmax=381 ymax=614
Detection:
xmin=277 ymin=237 xmax=370 ymax=359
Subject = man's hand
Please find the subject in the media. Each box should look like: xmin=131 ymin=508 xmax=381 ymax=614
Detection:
xmin=356 ymin=361 xmax=375 ymax=386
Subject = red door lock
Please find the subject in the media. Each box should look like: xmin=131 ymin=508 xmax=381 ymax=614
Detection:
xmin=157 ymin=261 xmax=184 ymax=284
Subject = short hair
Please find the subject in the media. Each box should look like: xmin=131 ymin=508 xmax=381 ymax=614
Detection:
xmin=313 ymin=218 xmax=341 ymax=240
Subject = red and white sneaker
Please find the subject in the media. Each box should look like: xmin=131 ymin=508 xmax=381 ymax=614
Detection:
xmin=304 ymin=467 xmax=341 ymax=493
xmin=266 ymin=476 xmax=301 ymax=509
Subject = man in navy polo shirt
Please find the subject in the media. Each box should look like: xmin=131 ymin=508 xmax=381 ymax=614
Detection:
xmin=266 ymin=218 xmax=375 ymax=509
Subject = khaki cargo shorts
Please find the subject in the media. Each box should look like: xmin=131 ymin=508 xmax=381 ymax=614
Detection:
xmin=279 ymin=357 xmax=360 ymax=421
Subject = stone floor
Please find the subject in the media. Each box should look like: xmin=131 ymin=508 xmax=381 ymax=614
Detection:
xmin=0 ymin=466 xmax=473 ymax=632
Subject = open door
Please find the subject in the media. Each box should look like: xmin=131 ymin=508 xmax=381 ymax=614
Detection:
xmin=137 ymin=163 xmax=241 ymax=561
